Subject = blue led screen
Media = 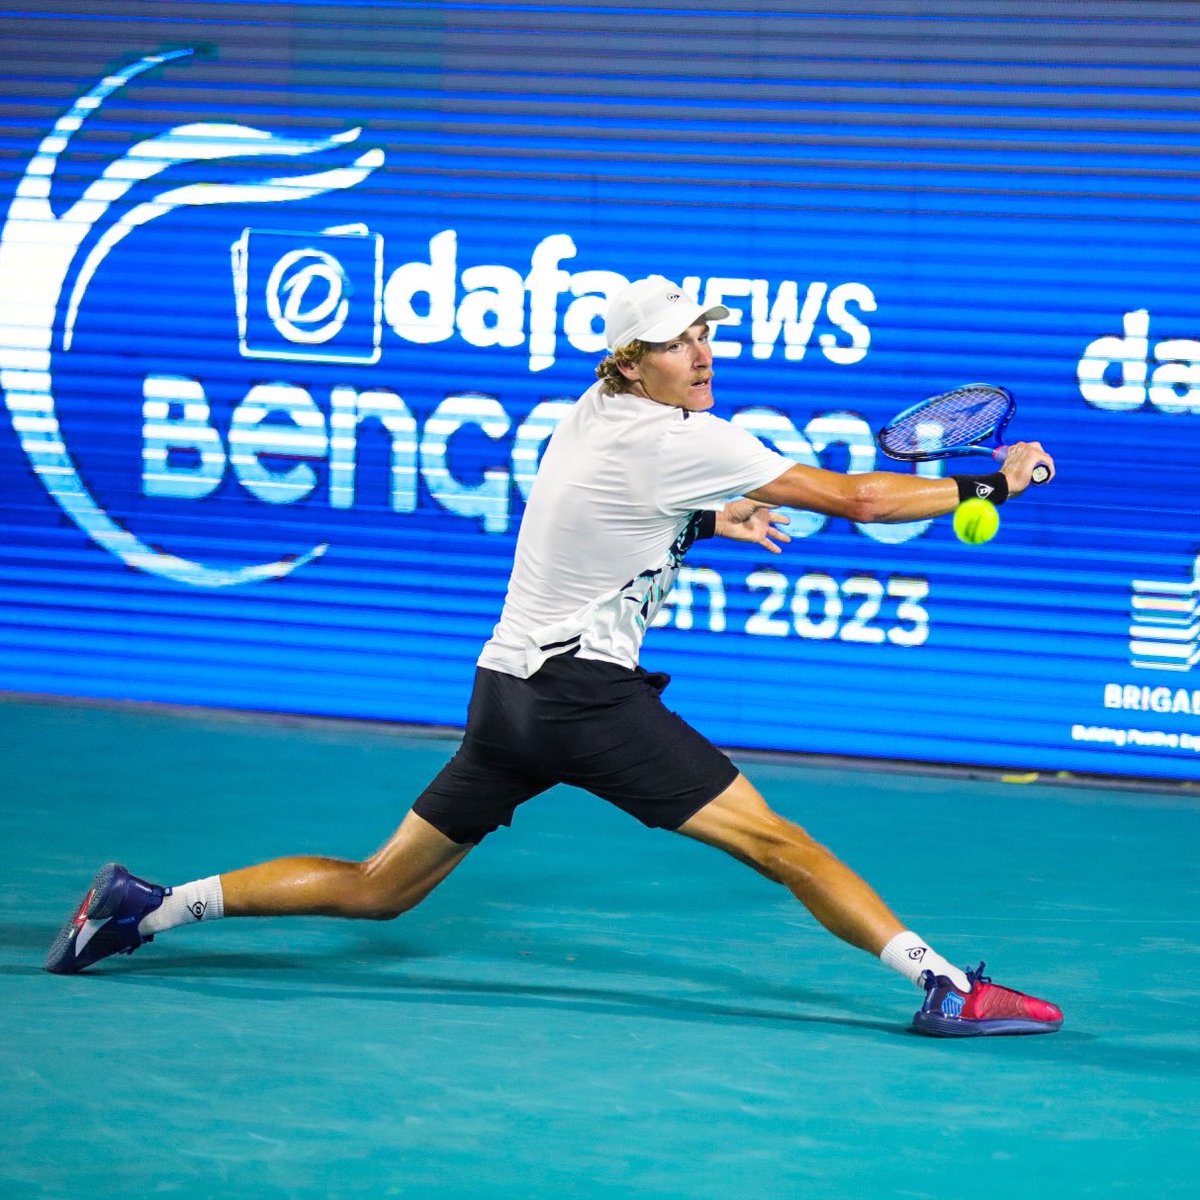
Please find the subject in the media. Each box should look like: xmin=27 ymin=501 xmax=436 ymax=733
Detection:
xmin=2 ymin=1 xmax=1199 ymax=780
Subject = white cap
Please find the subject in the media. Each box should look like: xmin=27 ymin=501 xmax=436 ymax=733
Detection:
xmin=604 ymin=275 xmax=729 ymax=351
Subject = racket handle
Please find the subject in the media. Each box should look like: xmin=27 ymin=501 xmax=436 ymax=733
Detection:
xmin=993 ymin=445 xmax=1051 ymax=485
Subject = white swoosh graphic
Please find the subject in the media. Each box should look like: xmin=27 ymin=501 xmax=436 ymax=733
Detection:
xmin=0 ymin=51 xmax=385 ymax=587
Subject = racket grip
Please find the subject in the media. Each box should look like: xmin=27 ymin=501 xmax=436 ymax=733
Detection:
xmin=993 ymin=445 xmax=1051 ymax=485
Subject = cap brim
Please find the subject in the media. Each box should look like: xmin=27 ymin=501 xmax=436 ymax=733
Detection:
xmin=637 ymin=302 xmax=731 ymax=345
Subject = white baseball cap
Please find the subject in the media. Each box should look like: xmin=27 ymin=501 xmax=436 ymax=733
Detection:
xmin=604 ymin=275 xmax=730 ymax=351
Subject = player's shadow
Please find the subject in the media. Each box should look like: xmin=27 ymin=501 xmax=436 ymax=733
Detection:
xmin=94 ymin=953 xmax=906 ymax=1036
xmin=14 ymin=919 xmax=905 ymax=1035
xmin=17 ymin=921 xmax=1178 ymax=1073
xmin=91 ymin=955 xmax=1199 ymax=1079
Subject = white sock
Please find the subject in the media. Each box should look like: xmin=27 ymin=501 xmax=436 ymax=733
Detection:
xmin=138 ymin=876 xmax=225 ymax=936
xmin=880 ymin=930 xmax=970 ymax=992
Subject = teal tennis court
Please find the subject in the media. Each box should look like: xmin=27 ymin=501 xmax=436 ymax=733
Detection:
xmin=2 ymin=694 xmax=1197 ymax=1199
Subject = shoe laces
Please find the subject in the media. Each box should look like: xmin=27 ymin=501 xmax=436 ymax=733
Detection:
xmin=963 ymin=962 xmax=1055 ymax=1020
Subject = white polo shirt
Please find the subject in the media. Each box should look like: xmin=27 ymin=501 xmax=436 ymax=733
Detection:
xmin=477 ymin=382 xmax=792 ymax=677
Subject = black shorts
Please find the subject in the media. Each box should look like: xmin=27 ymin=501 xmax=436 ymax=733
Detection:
xmin=412 ymin=653 xmax=739 ymax=845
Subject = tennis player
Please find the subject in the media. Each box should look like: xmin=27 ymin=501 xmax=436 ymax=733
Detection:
xmin=47 ymin=275 xmax=1062 ymax=1037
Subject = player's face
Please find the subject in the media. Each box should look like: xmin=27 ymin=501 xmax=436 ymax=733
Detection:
xmin=622 ymin=322 xmax=714 ymax=412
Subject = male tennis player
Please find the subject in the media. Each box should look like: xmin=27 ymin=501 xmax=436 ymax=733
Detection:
xmin=47 ymin=275 xmax=1062 ymax=1037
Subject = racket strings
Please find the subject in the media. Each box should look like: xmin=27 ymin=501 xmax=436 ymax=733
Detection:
xmin=880 ymin=386 xmax=1009 ymax=455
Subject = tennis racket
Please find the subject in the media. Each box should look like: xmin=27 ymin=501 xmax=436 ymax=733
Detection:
xmin=876 ymin=383 xmax=1051 ymax=485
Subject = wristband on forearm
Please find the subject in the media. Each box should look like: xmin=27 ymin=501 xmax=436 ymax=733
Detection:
xmin=951 ymin=472 xmax=1009 ymax=505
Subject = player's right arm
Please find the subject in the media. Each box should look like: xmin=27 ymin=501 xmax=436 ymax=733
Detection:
xmin=746 ymin=441 xmax=1052 ymax=525
xmin=746 ymin=463 xmax=959 ymax=525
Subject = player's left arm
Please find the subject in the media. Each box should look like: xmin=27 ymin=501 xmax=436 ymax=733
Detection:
xmin=714 ymin=499 xmax=792 ymax=553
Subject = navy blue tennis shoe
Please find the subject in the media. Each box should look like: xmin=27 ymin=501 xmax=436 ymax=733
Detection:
xmin=45 ymin=863 xmax=165 ymax=974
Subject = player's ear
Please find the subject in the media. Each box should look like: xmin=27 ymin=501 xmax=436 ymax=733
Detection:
xmin=615 ymin=345 xmax=648 ymax=383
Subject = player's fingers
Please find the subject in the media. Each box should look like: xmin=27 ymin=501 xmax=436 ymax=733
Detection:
xmin=1024 ymin=441 xmax=1053 ymax=471
xmin=1005 ymin=440 xmax=1055 ymax=485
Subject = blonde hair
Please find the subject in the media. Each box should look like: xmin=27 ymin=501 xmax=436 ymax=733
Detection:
xmin=595 ymin=340 xmax=652 ymax=394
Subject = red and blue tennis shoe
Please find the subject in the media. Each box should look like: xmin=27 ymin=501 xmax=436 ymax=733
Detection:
xmin=44 ymin=863 xmax=165 ymax=974
xmin=912 ymin=962 xmax=1063 ymax=1036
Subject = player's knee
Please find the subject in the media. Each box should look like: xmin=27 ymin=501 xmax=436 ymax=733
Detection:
xmin=358 ymin=897 xmax=411 ymax=921
xmin=744 ymin=813 xmax=828 ymax=882
xmin=358 ymin=886 xmax=423 ymax=921
xmin=349 ymin=864 xmax=425 ymax=920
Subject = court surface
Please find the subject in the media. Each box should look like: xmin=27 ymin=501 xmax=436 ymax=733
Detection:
xmin=2 ymin=694 xmax=1197 ymax=1199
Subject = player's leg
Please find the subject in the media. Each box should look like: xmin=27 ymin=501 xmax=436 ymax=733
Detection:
xmin=45 ymin=668 xmax=546 ymax=975
xmin=215 ymin=667 xmax=539 ymax=922
xmin=544 ymin=658 xmax=1061 ymax=1035
xmin=220 ymin=809 xmax=471 ymax=919
xmin=675 ymin=773 xmax=902 ymax=954
xmin=676 ymin=774 xmax=1062 ymax=1035
xmin=209 ymin=669 xmax=545 ymax=921
xmin=543 ymin=658 xmax=907 ymax=957
xmin=44 ymin=809 xmax=473 ymax=974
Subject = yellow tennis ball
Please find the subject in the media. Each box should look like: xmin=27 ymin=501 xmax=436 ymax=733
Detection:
xmin=953 ymin=496 xmax=1000 ymax=544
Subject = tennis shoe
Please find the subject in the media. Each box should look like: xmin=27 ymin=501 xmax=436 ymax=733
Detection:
xmin=44 ymin=863 xmax=165 ymax=974
xmin=912 ymin=962 xmax=1062 ymax=1037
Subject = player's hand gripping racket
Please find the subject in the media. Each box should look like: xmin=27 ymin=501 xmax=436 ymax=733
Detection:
xmin=876 ymin=383 xmax=1051 ymax=485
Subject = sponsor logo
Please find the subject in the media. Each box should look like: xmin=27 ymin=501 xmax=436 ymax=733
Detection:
xmin=1102 ymin=682 xmax=1200 ymax=713
xmin=1078 ymin=310 xmax=1200 ymax=413
xmin=233 ymin=227 xmax=876 ymax=372
xmin=189 ymin=900 xmax=209 ymax=920
xmin=234 ymin=227 xmax=384 ymax=363
xmin=907 ymin=947 xmax=928 ymax=962
xmin=940 ymin=992 xmax=964 ymax=1017
xmin=1129 ymin=554 xmax=1200 ymax=672
xmin=1070 ymin=562 xmax=1200 ymax=758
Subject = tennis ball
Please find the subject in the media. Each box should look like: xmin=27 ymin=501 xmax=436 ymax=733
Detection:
xmin=953 ymin=496 xmax=1000 ymax=544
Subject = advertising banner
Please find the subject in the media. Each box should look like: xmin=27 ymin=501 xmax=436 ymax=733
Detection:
xmin=2 ymin=2 xmax=1198 ymax=779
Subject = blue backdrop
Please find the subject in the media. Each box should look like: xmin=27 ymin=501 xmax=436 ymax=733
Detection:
xmin=2 ymin=1 xmax=1198 ymax=780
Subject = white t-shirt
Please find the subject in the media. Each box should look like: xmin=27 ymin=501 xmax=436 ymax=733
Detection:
xmin=478 ymin=382 xmax=793 ymax=677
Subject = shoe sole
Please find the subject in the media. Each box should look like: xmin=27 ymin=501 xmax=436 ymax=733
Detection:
xmin=912 ymin=1011 xmax=1062 ymax=1037
xmin=43 ymin=862 xmax=125 ymax=974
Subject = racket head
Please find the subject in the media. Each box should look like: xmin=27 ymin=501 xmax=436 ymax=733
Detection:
xmin=877 ymin=383 xmax=1015 ymax=462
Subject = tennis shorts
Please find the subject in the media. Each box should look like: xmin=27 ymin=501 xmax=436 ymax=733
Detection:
xmin=412 ymin=652 xmax=739 ymax=845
